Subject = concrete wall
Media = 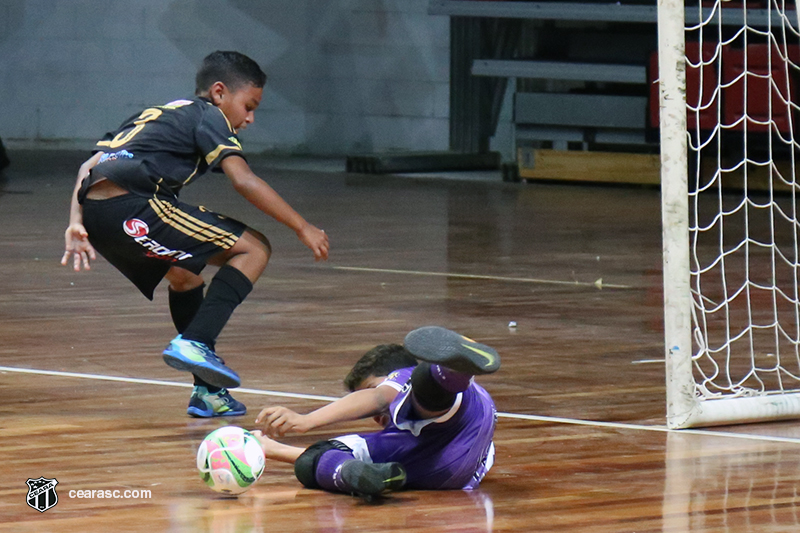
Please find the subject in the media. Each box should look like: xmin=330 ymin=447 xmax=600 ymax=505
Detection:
xmin=0 ymin=0 xmax=451 ymax=155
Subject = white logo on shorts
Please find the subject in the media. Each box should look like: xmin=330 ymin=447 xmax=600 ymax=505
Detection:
xmin=122 ymin=218 xmax=193 ymax=262
xmin=123 ymin=219 xmax=149 ymax=238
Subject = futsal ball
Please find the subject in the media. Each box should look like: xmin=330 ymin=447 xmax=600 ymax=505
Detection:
xmin=197 ymin=426 xmax=265 ymax=495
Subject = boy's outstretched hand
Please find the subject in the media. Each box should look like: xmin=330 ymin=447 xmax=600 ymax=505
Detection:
xmin=61 ymin=223 xmax=96 ymax=271
xmin=256 ymin=406 xmax=312 ymax=437
xmin=297 ymin=223 xmax=329 ymax=261
xmin=251 ymin=430 xmax=306 ymax=464
xmin=251 ymin=430 xmax=282 ymax=456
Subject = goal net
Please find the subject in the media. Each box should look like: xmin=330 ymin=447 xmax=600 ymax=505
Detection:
xmin=659 ymin=0 xmax=800 ymax=428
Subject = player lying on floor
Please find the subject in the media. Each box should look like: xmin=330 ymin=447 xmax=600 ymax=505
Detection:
xmin=252 ymin=326 xmax=500 ymax=499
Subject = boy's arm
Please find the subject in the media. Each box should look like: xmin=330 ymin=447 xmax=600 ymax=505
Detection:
xmin=251 ymin=431 xmax=305 ymax=464
xmin=255 ymin=385 xmax=398 ymax=438
xmin=61 ymin=152 xmax=104 ymax=271
xmin=220 ymin=155 xmax=329 ymax=261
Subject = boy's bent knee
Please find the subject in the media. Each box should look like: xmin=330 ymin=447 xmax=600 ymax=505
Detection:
xmin=210 ymin=230 xmax=270 ymax=271
xmin=246 ymin=229 xmax=272 ymax=256
xmin=235 ymin=230 xmax=271 ymax=263
xmin=165 ymin=267 xmax=204 ymax=292
xmin=411 ymin=363 xmax=457 ymax=412
xmin=294 ymin=440 xmax=353 ymax=489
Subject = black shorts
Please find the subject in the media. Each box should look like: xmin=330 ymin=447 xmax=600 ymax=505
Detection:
xmin=82 ymin=194 xmax=248 ymax=299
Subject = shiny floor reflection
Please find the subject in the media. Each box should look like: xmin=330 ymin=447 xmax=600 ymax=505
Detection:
xmin=2 ymin=153 xmax=800 ymax=532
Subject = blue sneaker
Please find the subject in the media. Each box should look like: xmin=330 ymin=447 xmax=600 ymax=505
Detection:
xmin=187 ymin=386 xmax=247 ymax=418
xmin=162 ymin=335 xmax=241 ymax=389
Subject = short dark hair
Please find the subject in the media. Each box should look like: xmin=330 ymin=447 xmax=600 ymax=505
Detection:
xmin=195 ymin=51 xmax=267 ymax=95
xmin=343 ymin=344 xmax=418 ymax=392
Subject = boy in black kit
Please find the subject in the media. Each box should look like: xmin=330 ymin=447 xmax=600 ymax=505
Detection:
xmin=62 ymin=51 xmax=329 ymax=418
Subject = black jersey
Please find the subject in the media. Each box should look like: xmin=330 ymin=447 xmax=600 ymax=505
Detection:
xmin=90 ymin=97 xmax=244 ymax=198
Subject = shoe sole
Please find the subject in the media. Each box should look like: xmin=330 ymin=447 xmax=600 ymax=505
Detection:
xmin=340 ymin=460 xmax=406 ymax=499
xmin=162 ymin=351 xmax=241 ymax=389
xmin=403 ymin=326 xmax=500 ymax=375
xmin=187 ymin=406 xmax=247 ymax=418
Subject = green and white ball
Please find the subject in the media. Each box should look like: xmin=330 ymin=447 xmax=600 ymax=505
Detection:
xmin=197 ymin=426 xmax=265 ymax=495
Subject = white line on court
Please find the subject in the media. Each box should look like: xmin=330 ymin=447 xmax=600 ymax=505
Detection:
xmin=4 ymin=365 xmax=800 ymax=445
xmin=0 ymin=365 xmax=337 ymax=402
xmin=329 ymin=266 xmax=633 ymax=290
xmin=496 ymin=412 xmax=800 ymax=445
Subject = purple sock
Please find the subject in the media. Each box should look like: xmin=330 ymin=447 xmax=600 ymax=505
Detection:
xmin=314 ymin=450 xmax=354 ymax=493
xmin=430 ymin=364 xmax=472 ymax=393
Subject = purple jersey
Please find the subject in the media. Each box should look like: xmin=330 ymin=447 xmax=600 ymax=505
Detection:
xmin=333 ymin=367 xmax=496 ymax=490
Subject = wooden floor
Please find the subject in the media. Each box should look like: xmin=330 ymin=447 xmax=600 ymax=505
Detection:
xmin=3 ymin=151 xmax=800 ymax=532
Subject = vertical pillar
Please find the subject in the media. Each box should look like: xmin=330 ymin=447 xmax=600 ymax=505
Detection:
xmin=450 ymin=17 xmax=490 ymax=153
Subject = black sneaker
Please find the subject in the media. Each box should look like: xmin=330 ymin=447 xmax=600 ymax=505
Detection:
xmin=404 ymin=326 xmax=500 ymax=375
xmin=340 ymin=460 xmax=406 ymax=500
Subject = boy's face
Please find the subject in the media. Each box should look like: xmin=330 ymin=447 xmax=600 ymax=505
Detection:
xmin=356 ymin=375 xmax=387 ymax=391
xmin=214 ymin=82 xmax=263 ymax=131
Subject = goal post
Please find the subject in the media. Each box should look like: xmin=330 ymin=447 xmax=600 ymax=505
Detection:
xmin=659 ymin=0 xmax=800 ymax=428
xmin=659 ymin=0 xmax=696 ymax=428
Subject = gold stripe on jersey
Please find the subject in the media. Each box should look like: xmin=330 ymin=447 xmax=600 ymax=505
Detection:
xmin=183 ymin=158 xmax=201 ymax=185
xmin=148 ymin=198 xmax=237 ymax=249
xmin=214 ymin=106 xmax=235 ymax=133
xmin=205 ymin=143 xmax=242 ymax=165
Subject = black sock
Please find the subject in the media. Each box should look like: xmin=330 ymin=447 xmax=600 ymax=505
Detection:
xmin=410 ymin=363 xmax=457 ymax=412
xmin=182 ymin=264 xmax=253 ymax=350
xmin=168 ymin=283 xmax=221 ymax=392
xmin=168 ymin=283 xmax=205 ymax=334
xmin=194 ymin=378 xmax=221 ymax=393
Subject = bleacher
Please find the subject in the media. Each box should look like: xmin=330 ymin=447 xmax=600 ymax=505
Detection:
xmin=430 ymin=0 xmax=796 ymax=183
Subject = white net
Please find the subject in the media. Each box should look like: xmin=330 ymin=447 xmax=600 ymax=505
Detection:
xmin=686 ymin=0 xmax=800 ymax=401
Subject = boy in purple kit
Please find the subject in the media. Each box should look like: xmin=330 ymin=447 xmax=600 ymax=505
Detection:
xmin=253 ymin=326 xmax=500 ymax=499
